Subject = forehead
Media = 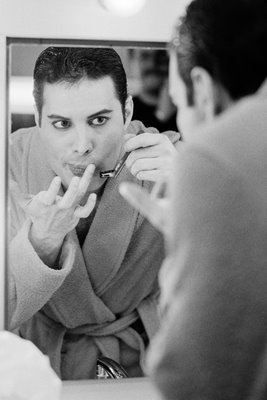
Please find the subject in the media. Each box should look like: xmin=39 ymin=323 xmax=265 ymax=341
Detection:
xmin=42 ymin=76 xmax=119 ymax=113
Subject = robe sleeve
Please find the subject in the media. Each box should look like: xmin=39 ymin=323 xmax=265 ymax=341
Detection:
xmin=8 ymin=218 xmax=74 ymax=330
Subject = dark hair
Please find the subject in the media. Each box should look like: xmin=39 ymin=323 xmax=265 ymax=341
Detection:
xmin=33 ymin=47 xmax=128 ymax=121
xmin=171 ymin=0 xmax=267 ymax=105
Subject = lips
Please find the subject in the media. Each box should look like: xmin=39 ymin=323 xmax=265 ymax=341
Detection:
xmin=68 ymin=164 xmax=88 ymax=177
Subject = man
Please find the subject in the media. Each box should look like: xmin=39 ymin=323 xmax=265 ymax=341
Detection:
xmin=120 ymin=0 xmax=267 ymax=398
xmin=9 ymin=47 xmax=179 ymax=380
xmin=131 ymin=49 xmax=177 ymax=132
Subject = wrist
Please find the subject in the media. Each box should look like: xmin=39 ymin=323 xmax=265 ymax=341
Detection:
xmin=29 ymin=224 xmax=64 ymax=268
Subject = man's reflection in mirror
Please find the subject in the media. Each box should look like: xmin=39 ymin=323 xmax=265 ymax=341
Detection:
xmin=130 ymin=49 xmax=178 ymax=132
xmin=9 ymin=47 xmax=180 ymax=380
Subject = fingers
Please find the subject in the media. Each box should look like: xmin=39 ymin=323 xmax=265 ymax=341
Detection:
xmin=42 ymin=176 xmax=62 ymax=205
xmin=124 ymin=133 xmax=136 ymax=142
xmin=126 ymin=138 xmax=176 ymax=164
xmin=78 ymin=164 xmax=96 ymax=195
xmin=59 ymin=164 xmax=95 ymax=209
xmin=119 ymin=182 xmax=169 ymax=234
xmin=58 ymin=177 xmax=80 ymax=208
xmin=74 ymin=193 xmax=97 ymax=218
xmin=126 ymin=157 xmax=161 ymax=178
xmin=119 ymin=182 xmax=150 ymax=212
xmin=124 ymin=132 xmax=164 ymax=152
xmin=124 ymin=134 xmax=176 ymax=182
xmin=119 ymin=182 xmax=160 ymax=226
xmin=134 ymin=170 xmax=162 ymax=182
xmin=126 ymin=156 xmax=172 ymax=182
xmin=125 ymin=147 xmax=161 ymax=164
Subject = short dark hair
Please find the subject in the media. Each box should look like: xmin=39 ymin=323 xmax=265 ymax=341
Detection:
xmin=171 ymin=0 xmax=267 ymax=105
xmin=33 ymin=47 xmax=128 ymax=122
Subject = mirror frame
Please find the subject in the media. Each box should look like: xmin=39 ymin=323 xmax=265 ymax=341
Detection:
xmin=0 ymin=35 xmax=168 ymax=331
xmin=0 ymin=34 xmax=8 ymax=331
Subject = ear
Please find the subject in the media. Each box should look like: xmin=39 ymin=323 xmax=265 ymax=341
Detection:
xmin=190 ymin=66 xmax=217 ymax=121
xmin=124 ymin=95 xmax=134 ymax=130
xmin=33 ymin=104 xmax=41 ymax=127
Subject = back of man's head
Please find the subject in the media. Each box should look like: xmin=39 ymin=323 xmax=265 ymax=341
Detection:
xmin=172 ymin=0 xmax=267 ymax=105
xmin=33 ymin=47 xmax=128 ymax=118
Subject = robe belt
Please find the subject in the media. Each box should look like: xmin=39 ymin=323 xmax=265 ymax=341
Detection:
xmin=39 ymin=310 xmax=140 ymax=337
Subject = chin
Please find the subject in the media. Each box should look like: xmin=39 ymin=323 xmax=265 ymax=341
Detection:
xmin=89 ymin=176 xmax=105 ymax=193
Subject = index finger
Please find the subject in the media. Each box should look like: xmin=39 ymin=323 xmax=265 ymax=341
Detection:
xmin=78 ymin=164 xmax=96 ymax=195
xmin=124 ymin=132 xmax=162 ymax=152
xmin=42 ymin=176 xmax=62 ymax=205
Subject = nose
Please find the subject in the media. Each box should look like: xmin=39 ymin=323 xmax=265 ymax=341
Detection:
xmin=73 ymin=126 xmax=93 ymax=156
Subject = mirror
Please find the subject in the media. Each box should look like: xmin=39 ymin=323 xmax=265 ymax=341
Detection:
xmin=7 ymin=38 xmax=175 ymax=381
xmin=0 ymin=36 xmax=7 ymax=333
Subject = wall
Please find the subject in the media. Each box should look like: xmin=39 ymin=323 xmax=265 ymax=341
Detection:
xmin=0 ymin=0 xmax=189 ymax=42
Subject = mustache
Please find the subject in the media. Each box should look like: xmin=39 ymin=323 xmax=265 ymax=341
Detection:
xmin=67 ymin=155 xmax=95 ymax=166
xmin=66 ymin=160 xmax=107 ymax=171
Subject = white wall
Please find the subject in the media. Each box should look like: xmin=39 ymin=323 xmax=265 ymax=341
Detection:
xmin=0 ymin=0 xmax=189 ymax=42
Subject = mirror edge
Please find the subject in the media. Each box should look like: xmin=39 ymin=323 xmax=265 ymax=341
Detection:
xmin=0 ymin=34 xmax=8 ymax=331
xmin=3 ymin=34 xmax=168 ymax=343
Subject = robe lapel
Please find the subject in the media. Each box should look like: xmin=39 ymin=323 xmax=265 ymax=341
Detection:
xmin=82 ymin=167 xmax=140 ymax=296
xmin=48 ymin=229 xmax=116 ymax=326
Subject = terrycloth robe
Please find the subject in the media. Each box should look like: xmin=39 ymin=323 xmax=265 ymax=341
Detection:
xmin=9 ymin=120 xmax=179 ymax=380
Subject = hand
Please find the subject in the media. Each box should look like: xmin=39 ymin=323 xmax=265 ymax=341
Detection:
xmin=119 ymin=178 xmax=170 ymax=236
xmin=124 ymin=132 xmax=177 ymax=182
xmin=11 ymin=164 xmax=96 ymax=266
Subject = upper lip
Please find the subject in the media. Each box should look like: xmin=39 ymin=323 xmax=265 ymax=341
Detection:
xmin=67 ymin=163 xmax=90 ymax=169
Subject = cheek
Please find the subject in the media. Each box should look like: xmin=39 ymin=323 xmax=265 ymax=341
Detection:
xmin=101 ymin=120 xmax=125 ymax=149
xmin=40 ymin=133 xmax=67 ymax=162
xmin=177 ymin=108 xmax=203 ymax=142
xmin=100 ymin=132 xmax=122 ymax=161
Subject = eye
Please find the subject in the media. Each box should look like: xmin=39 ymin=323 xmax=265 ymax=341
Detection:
xmin=52 ymin=120 xmax=71 ymax=129
xmin=89 ymin=116 xmax=108 ymax=126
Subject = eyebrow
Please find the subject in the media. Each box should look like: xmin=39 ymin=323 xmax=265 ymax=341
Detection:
xmin=47 ymin=109 xmax=113 ymax=120
xmin=47 ymin=114 xmax=70 ymax=120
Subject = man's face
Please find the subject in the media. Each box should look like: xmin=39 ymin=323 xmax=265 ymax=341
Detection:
xmin=169 ymin=51 xmax=206 ymax=141
xmin=36 ymin=76 xmax=132 ymax=192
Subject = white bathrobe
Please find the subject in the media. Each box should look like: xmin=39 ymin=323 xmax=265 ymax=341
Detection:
xmin=9 ymin=119 xmax=179 ymax=379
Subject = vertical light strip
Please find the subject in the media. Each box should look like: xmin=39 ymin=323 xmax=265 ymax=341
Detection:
xmin=0 ymin=35 xmax=7 ymax=331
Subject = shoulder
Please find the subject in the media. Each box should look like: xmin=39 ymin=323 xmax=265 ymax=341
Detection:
xmin=10 ymin=126 xmax=38 ymax=153
xmin=186 ymin=90 xmax=267 ymax=163
xmin=129 ymin=120 xmax=180 ymax=145
xmin=11 ymin=125 xmax=38 ymax=141
xmin=10 ymin=126 xmax=38 ymax=179
xmin=10 ymin=126 xmax=39 ymax=158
